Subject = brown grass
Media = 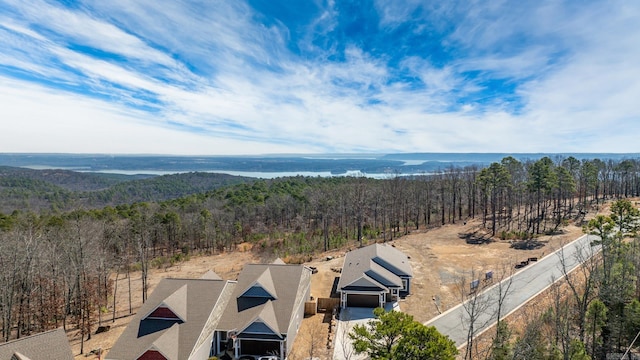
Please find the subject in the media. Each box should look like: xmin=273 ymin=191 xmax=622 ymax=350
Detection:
xmin=72 ymin=203 xmax=609 ymax=360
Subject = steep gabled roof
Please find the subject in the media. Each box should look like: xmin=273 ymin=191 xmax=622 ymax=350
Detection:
xmin=0 ymin=328 xmax=73 ymax=360
xmin=143 ymin=284 xmax=188 ymax=322
xmin=200 ymin=270 xmax=222 ymax=280
xmin=218 ymin=264 xmax=311 ymax=338
xmin=272 ymin=258 xmax=286 ymax=265
xmin=137 ymin=323 xmax=180 ymax=360
xmin=106 ymin=278 xmax=235 ymax=360
xmin=239 ymin=267 xmax=278 ymax=299
xmin=338 ymin=243 xmax=412 ymax=293
xmin=239 ymin=300 xmax=282 ymax=337
xmin=341 ymin=274 xmax=386 ymax=291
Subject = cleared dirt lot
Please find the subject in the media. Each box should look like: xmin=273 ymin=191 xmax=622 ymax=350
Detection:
xmin=396 ymin=221 xmax=585 ymax=324
xmin=288 ymin=219 xmax=585 ymax=360
xmin=73 ymin=214 xmax=592 ymax=360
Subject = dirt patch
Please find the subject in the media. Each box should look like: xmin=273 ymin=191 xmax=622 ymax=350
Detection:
xmin=73 ymin=205 xmax=604 ymax=360
xmin=396 ymin=220 xmax=586 ymax=324
xmin=275 ymin=218 xmax=586 ymax=359
xmin=70 ymin=250 xmax=257 ymax=359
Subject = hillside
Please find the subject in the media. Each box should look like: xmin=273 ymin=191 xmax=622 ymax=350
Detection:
xmin=0 ymin=166 xmax=253 ymax=212
xmin=66 ymin=216 xmax=587 ymax=360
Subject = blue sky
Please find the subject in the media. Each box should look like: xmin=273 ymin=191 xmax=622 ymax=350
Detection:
xmin=1 ymin=0 xmax=639 ymax=154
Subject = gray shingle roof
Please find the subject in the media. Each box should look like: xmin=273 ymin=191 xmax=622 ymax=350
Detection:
xmin=154 ymin=284 xmax=188 ymax=321
xmin=255 ymin=300 xmax=280 ymax=335
xmin=106 ymin=278 xmax=235 ymax=360
xmin=0 ymin=328 xmax=73 ymax=360
xmin=200 ymin=270 xmax=222 ymax=280
xmin=338 ymin=243 xmax=413 ymax=292
xmin=218 ymin=264 xmax=311 ymax=337
xmin=238 ymin=268 xmax=278 ymax=299
xmin=148 ymin=323 xmax=180 ymax=360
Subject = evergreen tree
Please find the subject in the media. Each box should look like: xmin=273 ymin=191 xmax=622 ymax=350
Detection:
xmin=350 ymin=307 xmax=457 ymax=360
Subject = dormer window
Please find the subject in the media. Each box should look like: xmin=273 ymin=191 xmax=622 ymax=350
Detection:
xmin=142 ymin=284 xmax=187 ymax=322
xmin=137 ymin=350 xmax=168 ymax=360
xmin=239 ymin=268 xmax=277 ymax=300
xmin=146 ymin=306 xmax=180 ymax=320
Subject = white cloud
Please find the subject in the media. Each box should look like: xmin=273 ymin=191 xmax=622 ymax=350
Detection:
xmin=1 ymin=0 xmax=640 ymax=154
xmin=3 ymin=0 xmax=177 ymax=67
xmin=0 ymin=78 xmax=307 ymax=155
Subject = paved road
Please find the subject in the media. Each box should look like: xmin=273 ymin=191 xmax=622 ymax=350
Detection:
xmin=426 ymin=234 xmax=600 ymax=347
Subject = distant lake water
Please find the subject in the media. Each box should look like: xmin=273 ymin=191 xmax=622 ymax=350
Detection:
xmin=14 ymin=153 xmax=640 ymax=180
xmin=23 ymin=166 xmax=412 ymax=179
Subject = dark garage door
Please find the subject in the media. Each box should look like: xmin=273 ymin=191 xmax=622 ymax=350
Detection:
xmin=347 ymin=294 xmax=379 ymax=308
xmin=240 ymin=339 xmax=280 ymax=356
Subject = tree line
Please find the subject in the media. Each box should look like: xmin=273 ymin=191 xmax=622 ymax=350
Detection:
xmin=1 ymin=156 xmax=640 ymax=355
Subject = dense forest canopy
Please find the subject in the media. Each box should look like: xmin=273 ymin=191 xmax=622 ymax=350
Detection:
xmin=1 ymin=155 xmax=640 ymax=358
xmin=0 ymin=166 xmax=252 ymax=213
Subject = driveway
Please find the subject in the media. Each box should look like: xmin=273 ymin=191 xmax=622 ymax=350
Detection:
xmin=333 ymin=302 xmax=400 ymax=360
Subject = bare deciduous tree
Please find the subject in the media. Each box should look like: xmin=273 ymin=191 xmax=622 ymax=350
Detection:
xmin=458 ymin=269 xmax=493 ymax=360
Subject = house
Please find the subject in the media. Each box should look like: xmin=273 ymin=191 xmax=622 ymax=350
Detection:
xmin=338 ymin=243 xmax=413 ymax=308
xmin=215 ymin=263 xmax=312 ymax=360
xmin=0 ymin=328 xmax=74 ymax=360
xmin=106 ymin=274 xmax=235 ymax=360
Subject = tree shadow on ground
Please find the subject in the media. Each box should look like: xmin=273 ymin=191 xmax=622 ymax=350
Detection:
xmin=459 ymin=230 xmax=494 ymax=245
xmin=510 ymin=239 xmax=545 ymax=250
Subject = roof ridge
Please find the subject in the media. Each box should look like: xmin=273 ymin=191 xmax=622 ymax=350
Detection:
xmin=163 ymin=277 xmax=226 ymax=282
xmin=147 ymin=323 xmax=180 ymax=360
xmin=254 ymin=300 xmax=281 ymax=335
xmin=0 ymin=328 xmax=65 ymax=346
xmin=246 ymin=263 xmax=303 ymax=267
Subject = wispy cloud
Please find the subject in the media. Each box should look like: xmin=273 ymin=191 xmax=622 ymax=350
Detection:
xmin=0 ymin=0 xmax=639 ymax=154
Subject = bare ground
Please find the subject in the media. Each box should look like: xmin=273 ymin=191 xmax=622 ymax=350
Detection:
xmin=70 ymin=248 xmax=257 ymax=359
xmin=72 ymin=210 xmax=600 ymax=360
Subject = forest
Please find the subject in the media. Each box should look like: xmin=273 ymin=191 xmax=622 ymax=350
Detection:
xmin=0 ymin=166 xmax=251 ymax=212
xmin=1 ymin=155 xmax=640 ymax=358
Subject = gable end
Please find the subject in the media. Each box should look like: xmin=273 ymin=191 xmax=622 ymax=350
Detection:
xmin=137 ymin=350 xmax=168 ymax=360
xmin=146 ymin=306 xmax=180 ymax=320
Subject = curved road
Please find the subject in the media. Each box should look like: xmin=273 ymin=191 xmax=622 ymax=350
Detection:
xmin=425 ymin=234 xmax=600 ymax=347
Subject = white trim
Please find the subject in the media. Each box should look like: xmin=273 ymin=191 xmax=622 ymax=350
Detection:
xmin=342 ymin=274 xmax=387 ymax=290
xmin=239 ymin=285 xmax=278 ymax=299
xmin=141 ymin=303 xmax=186 ymax=322
xmin=238 ymin=268 xmax=278 ymax=300
xmin=237 ymin=318 xmax=283 ymax=339
xmin=341 ymin=291 xmax=385 ymax=308
xmin=340 ymin=289 xmax=387 ymax=295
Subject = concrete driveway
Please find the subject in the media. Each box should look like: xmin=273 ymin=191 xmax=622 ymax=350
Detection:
xmin=332 ymin=302 xmax=400 ymax=360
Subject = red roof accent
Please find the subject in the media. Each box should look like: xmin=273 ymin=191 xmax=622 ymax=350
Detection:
xmin=137 ymin=350 xmax=167 ymax=360
xmin=147 ymin=307 xmax=179 ymax=319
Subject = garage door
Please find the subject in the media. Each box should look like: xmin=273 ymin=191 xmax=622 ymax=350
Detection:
xmin=240 ymin=339 xmax=279 ymax=356
xmin=347 ymin=294 xmax=379 ymax=308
